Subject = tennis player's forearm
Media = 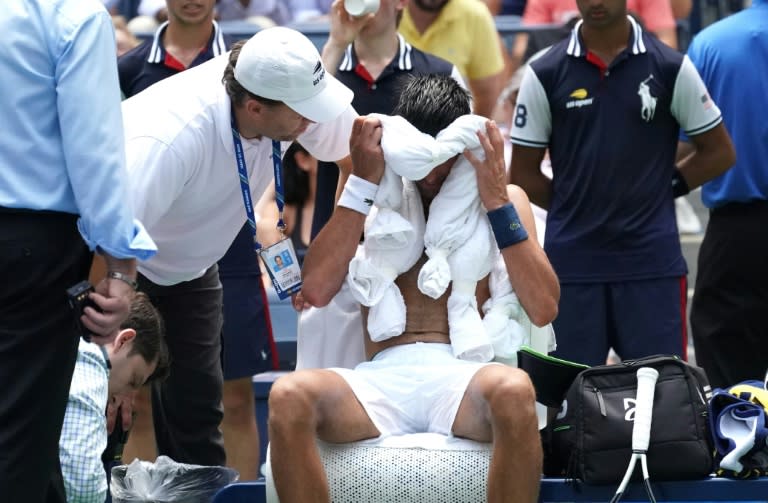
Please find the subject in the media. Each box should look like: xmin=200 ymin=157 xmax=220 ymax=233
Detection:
xmin=301 ymin=208 xmax=365 ymax=307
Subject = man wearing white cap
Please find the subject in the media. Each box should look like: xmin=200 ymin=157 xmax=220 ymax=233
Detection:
xmin=120 ymin=26 xmax=356 ymax=466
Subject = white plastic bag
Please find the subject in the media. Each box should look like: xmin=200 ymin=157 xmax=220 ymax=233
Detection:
xmin=110 ymin=455 xmax=238 ymax=502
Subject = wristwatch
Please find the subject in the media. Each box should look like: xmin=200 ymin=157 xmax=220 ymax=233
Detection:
xmin=107 ymin=271 xmax=138 ymax=290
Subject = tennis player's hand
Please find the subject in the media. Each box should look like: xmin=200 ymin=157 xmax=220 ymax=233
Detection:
xmin=349 ymin=115 xmax=385 ymax=184
xmin=291 ymin=291 xmax=312 ymax=312
xmin=463 ymin=120 xmax=510 ymax=212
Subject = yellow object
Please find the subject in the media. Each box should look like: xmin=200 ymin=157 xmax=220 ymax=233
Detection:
xmin=729 ymin=383 xmax=768 ymax=409
xmin=399 ymin=0 xmax=504 ymax=81
xmin=569 ymin=88 xmax=588 ymax=99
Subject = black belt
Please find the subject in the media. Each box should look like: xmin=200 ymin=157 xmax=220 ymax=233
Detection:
xmin=0 ymin=206 xmax=75 ymax=216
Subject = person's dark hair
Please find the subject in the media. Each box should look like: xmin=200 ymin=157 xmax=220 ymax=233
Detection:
xmin=392 ymin=74 xmax=472 ymax=137
xmin=283 ymin=142 xmax=311 ymax=205
xmin=120 ymin=292 xmax=170 ymax=383
xmin=222 ymin=40 xmax=283 ymax=107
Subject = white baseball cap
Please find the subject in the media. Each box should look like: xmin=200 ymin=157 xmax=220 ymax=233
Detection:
xmin=234 ymin=27 xmax=353 ymax=123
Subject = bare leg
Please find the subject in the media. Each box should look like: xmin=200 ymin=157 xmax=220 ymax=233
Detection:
xmin=222 ymin=377 xmax=259 ymax=480
xmin=122 ymin=386 xmax=157 ymax=463
xmin=268 ymin=370 xmax=380 ymax=503
xmin=452 ymin=365 xmax=541 ymax=503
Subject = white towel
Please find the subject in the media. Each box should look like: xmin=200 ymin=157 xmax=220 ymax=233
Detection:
xmin=367 ymin=113 xmax=498 ymax=357
xmin=446 ymin=218 xmax=495 ymax=362
xmin=482 ymin=251 xmax=557 ymax=366
xmin=372 ymin=113 xmax=489 ymax=301
xmin=419 ymin=159 xmax=484 ymax=298
xmin=448 ymin=286 xmax=492 ymax=362
xmin=719 ymin=407 xmax=760 ymax=473
xmin=482 ymin=252 xmax=527 ymax=366
xmin=346 ymin=182 xmax=425 ymax=341
xmin=374 ymin=114 xmax=490 ymax=179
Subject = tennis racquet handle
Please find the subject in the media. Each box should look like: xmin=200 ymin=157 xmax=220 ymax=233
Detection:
xmin=632 ymin=367 xmax=659 ymax=452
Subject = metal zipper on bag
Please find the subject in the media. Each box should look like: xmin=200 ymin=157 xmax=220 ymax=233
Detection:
xmin=593 ymin=387 xmax=607 ymax=417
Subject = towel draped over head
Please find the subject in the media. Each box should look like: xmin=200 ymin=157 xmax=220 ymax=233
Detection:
xmin=346 ymin=113 xmax=554 ymax=362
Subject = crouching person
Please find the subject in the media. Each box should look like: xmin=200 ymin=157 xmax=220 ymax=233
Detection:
xmin=268 ymin=74 xmax=560 ymax=503
xmin=59 ymin=292 xmax=170 ymax=503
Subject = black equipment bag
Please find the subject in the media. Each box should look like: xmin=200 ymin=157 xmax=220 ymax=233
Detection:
xmin=546 ymin=354 xmax=714 ymax=484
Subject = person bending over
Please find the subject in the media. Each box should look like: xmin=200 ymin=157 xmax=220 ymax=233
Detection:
xmin=59 ymin=293 xmax=170 ymax=503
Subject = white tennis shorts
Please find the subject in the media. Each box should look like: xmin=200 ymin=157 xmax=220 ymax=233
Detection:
xmin=330 ymin=342 xmax=491 ymax=437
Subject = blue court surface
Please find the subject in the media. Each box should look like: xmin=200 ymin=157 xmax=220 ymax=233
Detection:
xmin=212 ymin=478 xmax=768 ymax=502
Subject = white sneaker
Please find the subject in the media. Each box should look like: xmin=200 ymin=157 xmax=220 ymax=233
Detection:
xmin=675 ymin=197 xmax=702 ymax=234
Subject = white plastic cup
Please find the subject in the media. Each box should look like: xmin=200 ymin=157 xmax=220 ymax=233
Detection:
xmin=344 ymin=0 xmax=380 ymax=17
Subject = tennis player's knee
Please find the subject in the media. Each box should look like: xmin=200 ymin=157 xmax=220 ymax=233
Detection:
xmin=485 ymin=368 xmax=537 ymax=423
xmin=268 ymin=372 xmax=320 ymax=431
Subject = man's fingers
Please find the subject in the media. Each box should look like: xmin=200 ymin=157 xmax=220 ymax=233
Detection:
xmin=121 ymin=401 xmax=134 ymax=430
xmin=351 ymin=116 xmax=382 ymax=150
xmin=106 ymin=399 xmax=118 ymax=434
xmin=486 ymin=121 xmax=507 ymax=159
xmin=351 ymin=116 xmax=365 ymax=139
xmin=82 ymin=291 xmax=132 ymax=337
xmin=486 ymin=119 xmax=503 ymax=143
xmin=463 ymin=148 xmax=480 ymax=167
xmin=359 ymin=116 xmax=382 ymax=140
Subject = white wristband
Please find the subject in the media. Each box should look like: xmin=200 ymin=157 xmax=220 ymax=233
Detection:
xmin=337 ymin=174 xmax=378 ymax=216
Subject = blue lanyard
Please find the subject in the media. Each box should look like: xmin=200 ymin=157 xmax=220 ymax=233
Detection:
xmin=230 ymin=114 xmax=286 ymax=252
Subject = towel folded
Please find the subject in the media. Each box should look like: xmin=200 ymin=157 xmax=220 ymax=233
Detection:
xmin=719 ymin=404 xmax=763 ymax=473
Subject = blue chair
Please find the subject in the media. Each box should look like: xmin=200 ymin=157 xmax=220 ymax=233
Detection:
xmin=212 ymin=481 xmax=267 ymax=503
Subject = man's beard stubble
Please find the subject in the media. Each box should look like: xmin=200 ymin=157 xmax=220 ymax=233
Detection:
xmin=411 ymin=0 xmax=451 ymax=13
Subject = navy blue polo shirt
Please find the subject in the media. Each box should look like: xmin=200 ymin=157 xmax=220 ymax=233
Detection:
xmin=118 ymin=20 xmax=230 ymax=98
xmin=511 ymin=16 xmax=722 ymax=282
xmin=311 ymin=35 xmax=457 ymax=238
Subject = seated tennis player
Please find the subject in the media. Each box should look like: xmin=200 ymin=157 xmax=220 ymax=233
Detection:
xmin=268 ymin=74 xmax=560 ymax=503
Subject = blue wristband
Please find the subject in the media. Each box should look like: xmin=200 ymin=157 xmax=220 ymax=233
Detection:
xmin=487 ymin=203 xmax=529 ymax=249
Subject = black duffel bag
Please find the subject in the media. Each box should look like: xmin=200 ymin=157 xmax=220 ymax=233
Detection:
xmin=545 ymin=354 xmax=714 ymax=484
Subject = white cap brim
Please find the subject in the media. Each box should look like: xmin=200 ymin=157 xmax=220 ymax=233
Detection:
xmin=283 ymin=72 xmax=354 ymax=123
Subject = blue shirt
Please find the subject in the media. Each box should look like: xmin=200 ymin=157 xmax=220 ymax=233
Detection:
xmin=0 ymin=0 xmax=156 ymax=260
xmin=59 ymin=340 xmax=109 ymax=503
xmin=511 ymin=16 xmax=722 ymax=282
xmin=684 ymin=0 xmax=768 ymax=208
